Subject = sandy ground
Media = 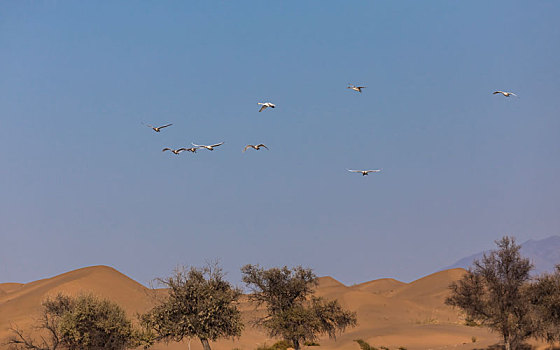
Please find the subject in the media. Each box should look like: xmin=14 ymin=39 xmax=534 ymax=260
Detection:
xmin=1 ymin=265 xmax=538 ymax=350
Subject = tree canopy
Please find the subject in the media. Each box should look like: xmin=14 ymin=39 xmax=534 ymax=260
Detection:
xmin=141 ymin=264 xmax=243 ymax=350
xmin=526 ymin=265 xmax=560 ymax=345
xmin=446 ymin=236 xmax=534 ymax=350
xmin=242 ymin=264 xmax=357 ymax=350
xmin=6 ymin=294 xmax=141 ymax=350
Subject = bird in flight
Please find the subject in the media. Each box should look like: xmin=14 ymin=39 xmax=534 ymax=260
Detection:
xmin=162 ymin=147 xmax=188 ymax=155
xmin=493 ymin=91 xmax=517 ymax=97
xmin=243 ymin=144 xmax=269 ymax=152
xmin=184 ymin=147 xmax=198 ymax=153
xmin=145 ymin=123 xmax=173 ymax=132
xmin=347 ymin=169 xmax=382 ymax=176
xmin=191 ymin=142 xmax=224 ymax=151
xmin=347 ymin=84 xmax=366 ymax=93
xmin=258 ymin=102 xmax=276 ymax=112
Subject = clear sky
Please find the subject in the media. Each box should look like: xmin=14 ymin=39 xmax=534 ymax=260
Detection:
xmin=1 ymin=1 xmax=559 ymax=287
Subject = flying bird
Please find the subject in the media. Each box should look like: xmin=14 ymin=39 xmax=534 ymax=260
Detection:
xmin=162 ymin=148 xmax=188 ymax=155
xmin=258 ymin=102 xmax=276 ymax=112
xmin=184 ymin=147 xmax=198 ymax=153
xmin=145 ymin=123 xmax=173 ymax=132
xmin=191 ymin=142 xmax=224 ymax=151
xmin=347 ymin=169 xmax=382 ymax=176
xmin=347 ymin=84 xmax=366 ymax=93
xmin=243 ymin=144 xmax=269 ymax=152
xmin=493 ymin=91 xmax=517 ymax=97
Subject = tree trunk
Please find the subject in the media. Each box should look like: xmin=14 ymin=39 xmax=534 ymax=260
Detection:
xmin=293 ymin=339 xmax=300 ymax=350
xmin=200 ymin=338 xmax=212 ymax=350
xmin=504 ymin=334 xmax=511 ymax=350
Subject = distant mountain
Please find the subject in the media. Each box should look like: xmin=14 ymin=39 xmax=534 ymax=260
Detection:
xmin=444 ymin=236 xmax=560 ymax=275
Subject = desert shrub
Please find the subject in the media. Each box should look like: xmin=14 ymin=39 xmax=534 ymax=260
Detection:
xmin=353 ymin=339 xmax=378 ymax=350
xmin=464 ymin=317 xmax=480 ymax=327
xmin=304 ymin=341 xmax=320 ymax=346
xmin=6 ymin=294 xmax=142 ymax=350
xmin=257 ymin=341 xmax=293 ymax=350
xmin=398 ymin=347 xmax=407 ymax=350
xmin=380 ymin=347 xmax=389 ymax=350
xmin=471 ymin=336 xmax=477 ymax=343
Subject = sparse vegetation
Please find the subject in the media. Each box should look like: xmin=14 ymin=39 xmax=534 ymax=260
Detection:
xmin=242 ymin=265 xmax=357 ymax=350
xmin=303 ymin=341 xmax=320 ymax=346
xmin=471 ymin=336 xmax=477 ymax=343
xmin=6 ymin=293 xmax=143 ymax=350
xmin=353 ymin=339 xmax=378 ymax=350
xmin=256 ymin=340 xmax=294 ymax=350
xmin=380 ymin=346 xmax=389 ymax=350
xmin=141 ymin=264 xmax=243 ymax=350
xmin=464 ymin=317 xmax=480 ymax=327
xmin=397 ymin=347 xmax=407 ymax=350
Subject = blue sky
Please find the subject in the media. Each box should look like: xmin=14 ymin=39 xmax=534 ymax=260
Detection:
xmin=1 ymin=1 xmax=559 ymax=286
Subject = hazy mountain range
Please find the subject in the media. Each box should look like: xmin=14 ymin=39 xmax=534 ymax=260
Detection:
xmin=444 ymin=236 xmax=560 ymax=275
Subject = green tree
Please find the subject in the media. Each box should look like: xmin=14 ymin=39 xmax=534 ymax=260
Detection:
xmin=141 ymin=264 xmax=243 ymax=350
xmin=241 ymin=264 xmax=357 ymax=350
xmin=526 ymin=265 xmax=560 ymax=346
xmin=445 ymin=236 xmax=534 ymax=350
xmin=6 ymin=294 xmax=141 ymax=350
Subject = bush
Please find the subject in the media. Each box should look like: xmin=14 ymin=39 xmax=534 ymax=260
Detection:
xmin=464 ymin=317 xmax=480 ymax=327
xmin=353 ymin=339 xmax=378 ymax=350
xmin=6 ymin=294 xmax=142 ymax=350
xmin=303 ymin=341 xmax=320 ymax=346
xmin=257 ymin=340 xmax=294 ymax=350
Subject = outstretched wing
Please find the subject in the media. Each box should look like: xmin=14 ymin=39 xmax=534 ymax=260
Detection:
xmin=510 ymin=92 xmax=518 ymax=97
xmin=209 ymin=142 xmax=224 ymax=148
xmin=158 ymin=123 xmax=173 ymax=129
xmin=257 ymin=144 xmax=269 ymax=150
xmin=243 ymin=145 xmax=253 ymax=152
xmin=259 ymin=105 xmax=267 ymax=112
xmin=347 ymin=169 xmax=361 ymax=173
xmin=162 ymin=148 xmax=171 ymax=152
xmin=366 ymin=169 xmax=381 ymax=173
xmin=191 ymin=143 xmax=204 ymax=148
xmin=493 ymin=91 xmax=503 ymax=95
xmin=177 ymin=148 xmax=187 ymax=153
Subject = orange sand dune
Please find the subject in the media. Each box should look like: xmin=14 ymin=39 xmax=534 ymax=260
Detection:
xmin=0 ymin=266 xmax=155 ymax=330
xmin=351 ymin=278 xmax=405 ymax=296
xmin=0 ymin=266 xmax=506 ymax=350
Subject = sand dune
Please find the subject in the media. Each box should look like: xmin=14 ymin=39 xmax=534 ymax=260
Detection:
xmin=351 ymin=278 xmax=405 ymax=296
xmin=0 ymin=266 xmax=155 ymax=332
xmin=0 ymin=266 xmax=502 ymax=350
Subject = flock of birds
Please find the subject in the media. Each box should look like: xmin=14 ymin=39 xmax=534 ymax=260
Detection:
xmin=144 ymin=85 xmax=518 ymax=177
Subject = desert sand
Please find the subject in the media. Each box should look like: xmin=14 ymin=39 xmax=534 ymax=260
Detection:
xmin=0 ymin=266 xmax=507 ymax=350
